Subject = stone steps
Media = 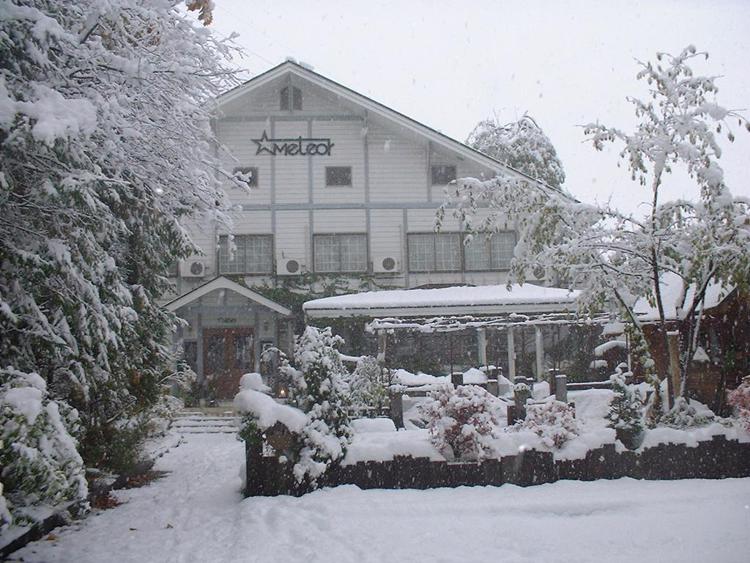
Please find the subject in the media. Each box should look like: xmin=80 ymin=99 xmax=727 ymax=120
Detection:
xmin=174 ymin=411 xmax=240 ymax=434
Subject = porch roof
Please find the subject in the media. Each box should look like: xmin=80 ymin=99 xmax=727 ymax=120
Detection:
xmin=303 ymin=283 xmax=580 ymax=319
xmin=164 ymin=276 xmax=292 ymax=316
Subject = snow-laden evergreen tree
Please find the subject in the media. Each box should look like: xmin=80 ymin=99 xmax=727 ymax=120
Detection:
xmin=466 ymin=114 xmax=565 ymax=188
xmin=0 ymin=368 xmax=87 ymax=528
xmin=605 ymin=366 xmax=645 ymax=449
xmin=442 ymin=46 xmax=750 ymax=412
xmin=349 ymin=355 xmax=390 ymax=415
xmin=287 ymin=327 xmax=352 ymax=483
xmin=0 ymin=0 xmax=238 ymax=481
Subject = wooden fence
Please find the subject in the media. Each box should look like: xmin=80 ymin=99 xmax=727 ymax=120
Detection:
xmin=244 ymin=435 xmax=750 ymax=497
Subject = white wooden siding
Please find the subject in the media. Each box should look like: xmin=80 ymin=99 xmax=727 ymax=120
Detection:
xmin=368 ymin=123 xmax=428 ymax=202
xmin=313 ymin=209 xmax=366 ymax=233
xmin=273 ymin=120 xmax=309 ymax=204
xmin=312 ymin=120 xmax=365 ymax=204
xmin=275 ymin=210 xmax=309 ymax=266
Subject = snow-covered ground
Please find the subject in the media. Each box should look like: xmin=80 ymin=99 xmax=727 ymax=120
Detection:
xmin=12 ymin=431 xmax=750 ymax=563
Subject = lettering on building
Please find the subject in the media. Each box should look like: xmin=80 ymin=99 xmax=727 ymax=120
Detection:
xmin=252 ymin=130 xmax=334 ymax=156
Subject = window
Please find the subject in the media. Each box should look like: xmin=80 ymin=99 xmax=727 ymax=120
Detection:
xmin=325 ymin=166 xmax=352 ymax=187
xmin=431 ymin=164 xmax=457 ymax=185
xmin=314 ymin=234 xmax=367 ymax=273
xmin=232 ymin=167 xmax=258 ymax=188
xmin=218 ymin=235 xmax=273 ymax=274
xmin=407 ymin=231 xmax=516 ymax=272
xmin=280 ymin=86 xmax=302 ymax=110
xmin=464 ymin=232 xmax=517 ymax=271
xmin=407 ymin=233 xmax=461 ymax=272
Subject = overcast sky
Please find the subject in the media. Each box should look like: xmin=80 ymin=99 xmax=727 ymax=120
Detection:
xmin=211 ymin=0 xmax=750 ymax=215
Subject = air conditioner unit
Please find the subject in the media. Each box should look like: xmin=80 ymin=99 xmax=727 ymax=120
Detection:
xmin=181 ymin=259 xmax=209 ymax=278
xmin=373 ymin=255 xmax=399 ymax=273
xmin=277 ymin=257 xmax=304 ymax=276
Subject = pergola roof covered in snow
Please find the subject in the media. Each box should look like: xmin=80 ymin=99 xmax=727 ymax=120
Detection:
xmin=303 ymin=284 xmax=581 ymax=319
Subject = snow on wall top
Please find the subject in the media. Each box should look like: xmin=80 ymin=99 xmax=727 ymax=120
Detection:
xmin=633 ymin=272 xmax=731 ymax=322
xmin=304 ymin=284 xmax=580 ymax=318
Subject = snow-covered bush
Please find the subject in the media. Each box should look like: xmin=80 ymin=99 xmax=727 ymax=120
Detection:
xmin=727 ymin=377 xmax=750 ymax=431
xmin=284 ymin=327 xmax=353 ymax=483
xmin=659 ymin=397 xmax=714 ymax=429
xmin=0 ymin=368 xmax=87 ymax=528
xmin=349 ymin=356 xmax=390 ymax=415
xmin=605 ymin=370 xmax=644 ymax=449
xmin=514 ymin=400 xmax=579 ymax=449
xmin=419 ymin=385 xmax=500 ymax=461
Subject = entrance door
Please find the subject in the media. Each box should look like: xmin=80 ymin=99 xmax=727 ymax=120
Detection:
xmin=203 ymin=327 xmax=255 ymax=400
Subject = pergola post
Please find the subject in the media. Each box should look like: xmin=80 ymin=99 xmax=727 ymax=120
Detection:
xmin=535 ymin=325 xmax=545 ymax=381
xmin=376 ymin=329 xmax=387 ymax=366
xmin=507 ymin=326 xmax=516 ymax=380
xmin=477 ymin=328 xmax=487 ymax=368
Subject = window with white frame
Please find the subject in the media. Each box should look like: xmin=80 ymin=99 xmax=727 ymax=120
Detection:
xmin=407 ymin=233 xmax=461 ymax=272
xmin=325 ymin=166 xmax=352 ymax=187
xmin=464 ymin=231 xmax=517 ymax=271
xmin=280 ymin=86 xmax=302 ymax=111
xmin=218 ymin=235 xmax=273 ymax=274
xmin=408 ymin=231 xmax=516 ymax=272
xmin=313 ymin=234 xmax=367 ymax=273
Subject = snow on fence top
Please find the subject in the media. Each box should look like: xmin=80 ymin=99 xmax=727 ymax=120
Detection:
xmin=304 ymin=284 xmax=580 ymax=319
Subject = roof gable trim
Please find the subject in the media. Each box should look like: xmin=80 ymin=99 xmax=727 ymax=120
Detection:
xmin=165 ymin=276 xmax=292 ymax=316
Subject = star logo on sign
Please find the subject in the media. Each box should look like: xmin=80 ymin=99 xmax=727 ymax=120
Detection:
xmin=253 ymin=131 xmax=275 ymax=156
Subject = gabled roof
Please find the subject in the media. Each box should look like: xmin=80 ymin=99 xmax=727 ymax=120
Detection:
xmin=303 ymin=283 xmax=580 ymax=319
xmin=216 ymin=61 xmax=553 ymax=188
xmin=165 ymin=276 xmax=291 ymax=316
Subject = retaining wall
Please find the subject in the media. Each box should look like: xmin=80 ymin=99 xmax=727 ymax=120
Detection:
xmin=244 ymin=435 xmax=750 ymax=497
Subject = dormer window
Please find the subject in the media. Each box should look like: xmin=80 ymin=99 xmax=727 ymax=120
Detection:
xmin=280 ymin=86 xmax=302 ymax=111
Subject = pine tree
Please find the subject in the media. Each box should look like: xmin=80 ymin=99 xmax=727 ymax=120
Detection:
xmin=287 ymin=327 xmax=352 ymax=483
xmin=349 ymin=355 xmax=390 ymax=415
xmin=605 ymin=368 xmax=645 ymax=449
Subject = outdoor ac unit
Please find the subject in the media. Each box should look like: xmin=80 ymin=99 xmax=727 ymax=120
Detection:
xmin=373 ymin=255 xmax=399 ymax=273
xmin=181 ymin=259 xmax=209 ymax=278
xmin=277 ymin=257 xmax=304 ymax=276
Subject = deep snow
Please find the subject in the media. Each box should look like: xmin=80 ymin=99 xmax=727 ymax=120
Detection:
xmin=12 ymin=431 xmax=750 ymax=563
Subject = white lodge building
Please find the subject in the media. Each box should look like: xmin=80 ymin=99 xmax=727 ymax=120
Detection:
xmin=167 ymin=61 xmax=555 ymax=397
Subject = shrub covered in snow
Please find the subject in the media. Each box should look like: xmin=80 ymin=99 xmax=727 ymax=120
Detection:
xmin=419 ymin=385 xmax=500 ymax=461
xmin=349 ymin=356 xmax=390 ymax=415
xmin=605 ymin=370 xmax=644 ymax=449
xmin=727 ymin=377 xmax=750 ymax=431
xmin=513 ymin=400 xmax=579 ymax=449
xmin=0 ymin=368 xmax=87 ymax=529
xmin=248 ymin=327 xmax=353 ymax=484
xmin=660 ymin=397 xmax=714 ymax=429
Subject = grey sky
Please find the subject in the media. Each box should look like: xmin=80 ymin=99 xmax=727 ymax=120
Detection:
xmin=211 ymin=0 xmax=750 ymax=214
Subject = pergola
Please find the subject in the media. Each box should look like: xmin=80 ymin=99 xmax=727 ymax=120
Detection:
xmin=304 ymin=284 xmax=605 ymax=380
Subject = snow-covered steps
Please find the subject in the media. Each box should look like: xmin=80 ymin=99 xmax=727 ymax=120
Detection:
xmin=173 ymin=411 xmax=240 ymax=434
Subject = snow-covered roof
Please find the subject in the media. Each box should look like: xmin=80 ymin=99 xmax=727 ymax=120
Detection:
xmin=304 ymin=284 xmax=580 ymax=319
xmin=165 ymin=276 xmax=291 ymax=316
xmin=633 ymin=272 xmax=731 ymax=322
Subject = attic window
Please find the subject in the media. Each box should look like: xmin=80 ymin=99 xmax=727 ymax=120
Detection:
xmin=431 ymin=165 xmax=456 ymax=185
xmin=280 ymin=86 xmax=302 ymax=111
